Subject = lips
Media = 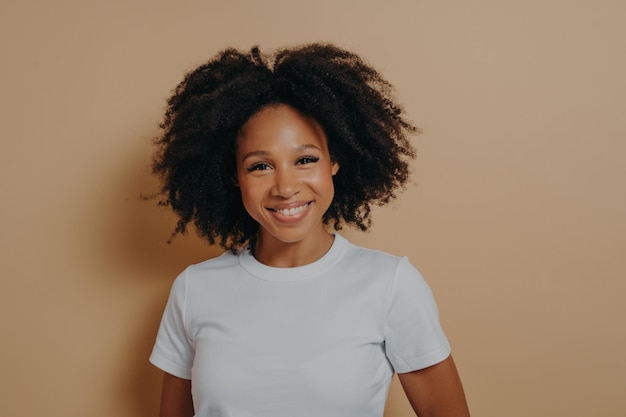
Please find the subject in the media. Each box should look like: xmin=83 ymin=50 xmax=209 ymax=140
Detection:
xmin=268 ymin=202 xmax=312 ymax=217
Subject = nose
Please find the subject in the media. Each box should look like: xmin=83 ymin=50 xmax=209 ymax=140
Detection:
xmin=271 ymin=168 xmax=299 ymax=197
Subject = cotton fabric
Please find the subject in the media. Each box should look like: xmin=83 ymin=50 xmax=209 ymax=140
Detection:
xmin=150 ymin=234 xmax=450 ymax=417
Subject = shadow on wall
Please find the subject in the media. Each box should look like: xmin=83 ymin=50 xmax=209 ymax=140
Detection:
xmin=93 ymin=127 xmax=224 ymax=416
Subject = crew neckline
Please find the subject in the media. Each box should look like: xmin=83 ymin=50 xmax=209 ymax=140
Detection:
xmin=238 ymin=234 xmax=348 ymax=282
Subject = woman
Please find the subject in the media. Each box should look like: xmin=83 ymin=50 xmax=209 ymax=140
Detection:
xmin=150 ymin=43 xmax=470 ymax=417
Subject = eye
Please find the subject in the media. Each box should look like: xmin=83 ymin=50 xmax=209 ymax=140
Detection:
xmin=246 ymin=162 xmax=272 ymax=172
xmin=297 ymin=155 xmax=320 ymax=165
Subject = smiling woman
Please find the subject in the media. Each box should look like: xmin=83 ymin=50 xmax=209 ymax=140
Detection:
xmin=150 ymin=43 xmax=469 ymax=417
xmin=236 ymin=105 xmax=339 ymax=266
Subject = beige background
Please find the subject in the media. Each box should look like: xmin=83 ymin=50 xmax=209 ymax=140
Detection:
xmin=1 ymin=1 xmax=625 ymax=416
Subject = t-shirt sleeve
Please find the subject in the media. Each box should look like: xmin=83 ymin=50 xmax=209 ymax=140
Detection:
xmin=383 ymin=257 xmax=451 ymax=373
xmin=149 ymin=269 xmax=194 ymax=379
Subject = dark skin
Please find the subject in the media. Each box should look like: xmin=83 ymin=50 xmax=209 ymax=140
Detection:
xmin=159 ymin=373 xmax=193 ymax=417
xmin=159 ymin=355 xmax=469 ymax=417
xmin=398 ymin=355 xmax=470 ymax=417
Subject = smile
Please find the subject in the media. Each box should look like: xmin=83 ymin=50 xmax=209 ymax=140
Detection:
xmin=270 ymin=202 xmax=312 ymax=217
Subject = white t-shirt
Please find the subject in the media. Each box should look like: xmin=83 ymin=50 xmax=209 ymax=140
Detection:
xmin=150 ymin=234 xmax=450 ymax=417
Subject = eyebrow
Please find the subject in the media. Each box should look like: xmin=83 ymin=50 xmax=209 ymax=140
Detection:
xmin=240 ymin=144 xmax=322 ymax=161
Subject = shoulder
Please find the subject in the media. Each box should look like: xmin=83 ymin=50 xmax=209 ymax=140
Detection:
xmin=336 ymin=235 xmax=420 ymax=283
xmin=340 ymin=236 xmax=406 ymax=269
xmin=187 ymin=250 xmax=241 ymax=273
xmin=165 ymin=250 xmax=247 ymax=307
xmin=173 ymin=250 xmax=242 ymax=287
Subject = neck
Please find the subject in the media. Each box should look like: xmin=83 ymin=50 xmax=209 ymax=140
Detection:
xmin=253 ymin=231 xmax=335 ymax=268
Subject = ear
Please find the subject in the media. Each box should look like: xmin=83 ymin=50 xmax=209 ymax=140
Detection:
xmin=331 ymin=161 xmax=339 ymax=176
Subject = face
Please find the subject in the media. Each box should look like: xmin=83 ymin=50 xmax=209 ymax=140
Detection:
xmin=235 ymin=104 xmax=339 ymax=248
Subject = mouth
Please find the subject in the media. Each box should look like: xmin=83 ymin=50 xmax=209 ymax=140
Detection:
xmin=268 ymin=202 xmax=312 ymax=217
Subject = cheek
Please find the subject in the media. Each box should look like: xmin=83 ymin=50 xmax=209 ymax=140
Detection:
xmin=308 ymin=170 xmax=336 ymax=196
xmin=237 ymin=179 xmax=259 ymax=212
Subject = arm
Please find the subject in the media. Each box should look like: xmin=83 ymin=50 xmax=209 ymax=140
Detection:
xmin=159 ymin=372 xmax=194 ymax=417
xmin=397 ymin=355 xmax=470 ymax=417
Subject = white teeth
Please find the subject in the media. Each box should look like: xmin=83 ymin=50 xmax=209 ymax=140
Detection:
xmin=276 ymin=203 xmax=309 ymax=216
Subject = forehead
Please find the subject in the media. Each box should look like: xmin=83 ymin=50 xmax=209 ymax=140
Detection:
xmin=236 ymin=104 xmax=328 ymax=153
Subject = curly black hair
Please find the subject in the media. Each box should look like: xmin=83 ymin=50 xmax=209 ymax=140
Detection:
xmin=152 ymin=43 xmax=418 ymax=251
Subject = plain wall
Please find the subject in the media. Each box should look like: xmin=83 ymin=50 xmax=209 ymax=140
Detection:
xmin=1 ymin=1 xmax=625 ymax=416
